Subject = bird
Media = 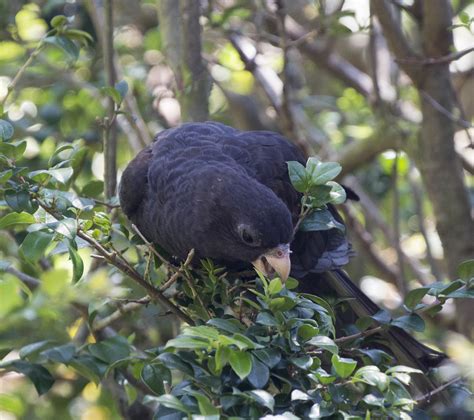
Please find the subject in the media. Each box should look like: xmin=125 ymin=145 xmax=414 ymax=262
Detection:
xmin=119 ymin=121 xmax=446 ymax=393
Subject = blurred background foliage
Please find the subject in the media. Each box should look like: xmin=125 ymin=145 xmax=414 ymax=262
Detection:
xmin=0 ymin=0 xmax=473 ymax=419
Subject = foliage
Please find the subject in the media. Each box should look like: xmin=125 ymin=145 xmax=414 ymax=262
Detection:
xmin=0 ymin=1 xmax=473 ymax=419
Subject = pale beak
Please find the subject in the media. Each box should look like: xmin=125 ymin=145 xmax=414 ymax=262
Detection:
xmin=252 ymin=244 xmax=291 ymax=282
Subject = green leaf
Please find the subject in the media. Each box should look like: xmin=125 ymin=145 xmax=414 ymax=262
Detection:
xmin=41 ymin=343 xmax=76 ymax=364
xmin=269 ymin=296 xmax=296 ymax=312
xmin=0 ymin=212 xmax=35 ymax=229
xmin=355 ymin=366 xmax=389 ymax=391
xmin=299 ymin=209 xmax=345 ymax=232
xmin=156 ymin=353 xmax=193 ymax=376
xmin=268 ymin=277 xmax=283 ymax=295
xmin=81 ymin=180 xmax=104 ymax=197
xmin=51 ymin=15 xmax=68 ymax=28
xmin=115 ymin=80 xmax=129 ymax=101
xmin=458 ymin=259 xmax=474 ymax=282
xmin=5 ymin=190 xmax=38 ymax=213
xmin=187 ymin=390 xmax=220 ymax=415
xmin=10 ymin=360 xmax=55 ymax=395
xmin=249 ymin=390 xmax=274 ymax=412
xmin=64 ymin=29 xmax=94 ymax=44
xmin=253 ymin=348 xmax=281 ymax=368
xmin=49 ymin=167 xmax=74 ymax=185
xmin=331 ymin=354 xmax=357 ymax=378
xmin=0 ymin=119 xmax=14 ymax=140
xmin=307 ymin=158 xmax=341 ymax=184
xmin=101 ymin=86 xmax=122 ymax=104
xmin=215 ymin=345 xmax=230 ymax=372
xmin=459 ymin=11 xmax=470 ymax=25
xmin=307 ymin=335 xmax=338 ymax=354
xmin=229 ymin=350 xmax=252 ymax=379
xmin=68 ymin=241 xmax=84 ymax=283
xmin=313 ymin=368 xmax=336 ymax=384
xmin=44 ymin=36 xmax=79 ymax=60
xmin=183 ymin=326 xmax=219 ymax=341
xmin=153 ymin=394 xmax=189 ymax=414
xmin=165 ymin=336 xmax=210 ymax=349
xmin=290 ymin=355 xmax=313 ymax=370
xmin=327 ymin=181 xmax=347 ymax=204
xmin=19 ymin=340 xmax=53 ymax=360
xmin=446 ymin=289 xmax=474 ymax=298
xmin=391 ymin=314 xmax=425 ymax=332
xmin=247 ymin=355 xmax=269 ymax=388
xmin=386 ymin=365 xmax=422 ymax=375
xmin=88 ymin=336 xmax=131 ymax=364
xmin=287 ymin=161 xmax=309 ymax=192
xmin=19 ymin=231 xmax=54 ymax=263
xmin=207 ymin=318 xmax=245 ymax=334
xmin=371 ymin=309 xmax=391 ymax=325
xmin=69 ymin=355 xmax=107 ymax=383
xmin=297 ymin=324 xmax=319 ymax=342
xmin=256 ymin=312 xmax=278 ymax=326
xmin=140 ymin=364 xmax=168 ymax=395
xmin=0 ymin=169 xmax=13 ymax=183
xmin=404 ymin=287 xmax=429 ymax=311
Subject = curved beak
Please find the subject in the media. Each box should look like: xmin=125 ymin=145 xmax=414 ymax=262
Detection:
xmin=252 ymin=244 xmax=291 ymax=282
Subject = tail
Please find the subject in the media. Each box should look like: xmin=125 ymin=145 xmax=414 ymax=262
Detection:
xmin=327 ymin=269 xmax=446 ymax=369
xmin=299 ymin=268 xmax=448 ymax=400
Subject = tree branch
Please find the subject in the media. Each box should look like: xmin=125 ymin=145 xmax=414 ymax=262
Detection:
xmin=102 ymin=0 xmax=118 ymax=200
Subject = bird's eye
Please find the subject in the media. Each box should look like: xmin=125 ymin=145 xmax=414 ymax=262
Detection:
xmin=238 ymin=224 xmax=258 ymax=246
xmin=242 ymin=229 xmax=254 ymax=244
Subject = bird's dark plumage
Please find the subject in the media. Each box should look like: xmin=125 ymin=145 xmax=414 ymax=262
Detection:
xmin=120 ymin=122 xmax=445 ymax=391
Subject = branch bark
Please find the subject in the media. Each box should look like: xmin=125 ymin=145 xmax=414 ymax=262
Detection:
xmin=102 ymin=0 xmax=118 ymax=199
xmin=158 ymin=0 xmax=210 ymax=122
xmin=373 ymin=0 xmax=474 ymax=336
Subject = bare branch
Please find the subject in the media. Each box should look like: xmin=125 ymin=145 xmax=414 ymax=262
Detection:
xmin=93 ymin=297 xmax=152 ymax=331
xmin=371 ymin=0 xmax=422 ymax=82
xmin=3 ymin=265 xmax=40 ymax=290
xmin=416 ymin=376 xmax=464 ymax=405
xmin=396 ymin=47 xmax=474 ymax=66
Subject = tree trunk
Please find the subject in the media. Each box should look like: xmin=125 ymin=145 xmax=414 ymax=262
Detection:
xmin=373 ymin=0 xmax=474 ymax=336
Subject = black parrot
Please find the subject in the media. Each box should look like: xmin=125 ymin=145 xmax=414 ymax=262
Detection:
xmin=119 ymin=121 xmax=445 ymax=392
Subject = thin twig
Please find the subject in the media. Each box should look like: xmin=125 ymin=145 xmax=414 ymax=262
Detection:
xmin=35 ymin=197 xmax=194 ymax=325
xmin=396 ymin=47 xmax=474 ymax=66
xmin=420 ymin=90 xmax=472 ymax=129
xmin=407 ymin=164 xmax=442 ymax=280
xmin=391 ymin=150 xmax=407 ymax=295
xmin=3 ymin=266 xmax=40 ymax=290
xmin=93 ymin=296 xmax=152 ymax=331
xmin=415 ymin=376 xmax=464 ymax=404
xmin=132 ymin=224 xmax=170 ymax=267
xmin=334 ymin=325 xmax=384 ymax=344
xmin=159 ymin=248 xmax=195 ymax=292
xmin=101 ymin=0 xmax=118 ymax=200
xmin=0 ymin=39 xmax=47 ymax=107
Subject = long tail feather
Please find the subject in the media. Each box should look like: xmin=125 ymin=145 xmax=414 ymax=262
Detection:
xmin=299 ymin=269 xmax=449 ymax=401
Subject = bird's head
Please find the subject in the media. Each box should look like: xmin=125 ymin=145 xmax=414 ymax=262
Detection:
xmin=196 ymin=171 xmax=294 ymax=281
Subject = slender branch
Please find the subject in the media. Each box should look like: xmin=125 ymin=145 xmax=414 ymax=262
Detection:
xmin=3 ymin=266 xmax=40 ymax=290
xmin=334 ymin=325 xmax=384 ymax=344
xmin=391 ymin=151 xmax=407 ymax=294
xmin=371 ymin=0 xmax=422 ymax=82
xmin=102 ymin=0 xmax=118 ymax=200
xmin=420 ymin=90 xmax=472 ymax=129
xmin=415 ymin=376 xmax=464 ymax=404
xmin=131 ymin=224 xmax=170 ymax=268
xmin=93 ymin=296 xmax=151 ymax=331
xmin=407 ymin=165 xmax=442 ymax=280
xmin=0 ymin=40 xmax=46 ymax=107
xmin=35 ymin=197 xmax=194 ymax=325
xmin=396 ymin=47 xmax=474 ymax=65
xmin=160 ymin=248 xmax=195 ymax=291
